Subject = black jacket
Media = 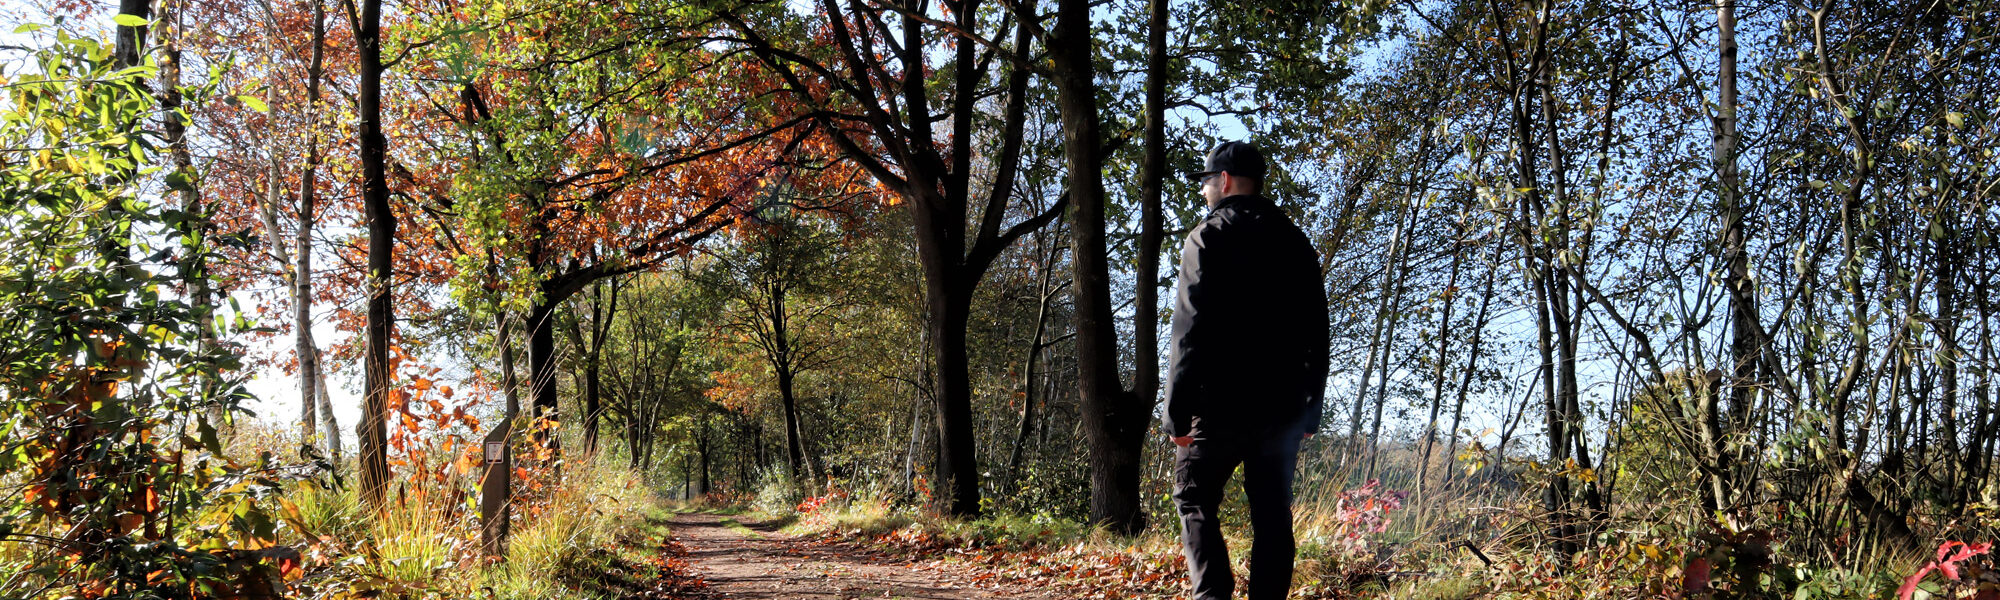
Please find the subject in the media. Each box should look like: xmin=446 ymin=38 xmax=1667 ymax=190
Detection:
xmin=1165 ymin=194 xmax=1330 ymax=439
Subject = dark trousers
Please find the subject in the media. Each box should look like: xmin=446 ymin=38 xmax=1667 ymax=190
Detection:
xmin=1173 ymin=429 xmax=1303 ymax=600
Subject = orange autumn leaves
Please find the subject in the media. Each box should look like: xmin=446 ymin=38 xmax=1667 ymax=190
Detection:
xmin=182 ymin=0 xmax=887 ymax=431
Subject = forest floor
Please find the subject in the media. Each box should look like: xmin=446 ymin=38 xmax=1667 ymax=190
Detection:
xmin=664 ymin=511 xmax=1063 ymax=600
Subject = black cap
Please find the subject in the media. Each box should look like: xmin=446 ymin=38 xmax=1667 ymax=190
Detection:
xmin=1189 ymin=140 xmax=1266 ymax=182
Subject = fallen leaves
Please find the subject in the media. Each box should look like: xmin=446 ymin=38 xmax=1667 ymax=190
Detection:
xmin=806 ymin=528 xmax=1189 ymax=599
xmin=631 ymin=536 xmax=711 ymax=599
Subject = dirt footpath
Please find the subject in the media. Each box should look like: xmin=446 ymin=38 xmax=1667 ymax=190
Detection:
xmin=667 ymin=512 xmax=1059 ymax=600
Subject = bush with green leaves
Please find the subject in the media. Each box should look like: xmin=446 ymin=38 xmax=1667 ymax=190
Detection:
xmin=0 ymin=25 xmax=298 ymax=599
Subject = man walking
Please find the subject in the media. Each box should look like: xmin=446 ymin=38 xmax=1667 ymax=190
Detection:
xmin=1166 ymin=140 xmax=1330 ymax=600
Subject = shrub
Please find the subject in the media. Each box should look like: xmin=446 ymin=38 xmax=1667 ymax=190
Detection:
xmin=0 ymin=26 xmax=297 ymax=597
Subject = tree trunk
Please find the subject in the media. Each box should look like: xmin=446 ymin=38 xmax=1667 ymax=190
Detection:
xmin=1365 ymin=194 xmax=1422 ymax=478
xmin=1008 ymin=239 xmax=1063 ymax=489
xmin=527 ymin=300 xmax=559 ymax=433
xmin=1968 ymin=259 xmax=1994 ymax=494
xmin=1417 ymin=235 xmax=1466 ymax=501
xmin=316 ymin=368 xmax=341 ymax=461
xmin=1052 ymin=0 xmax=1144 ymax=534
xmin=699 ymin=416 xmax=712 ymax=496
xmin=1713 ymin=0 xmax=1755 ymax=512
xmin=1442 ymin=250 xmax=1501 ymax=487
xmin=161 ymin=0 xmax=211 ymax=407
xmin=1347 ymin=200 xmax=1412 ymax=463
xmin=99 ymin=0 xmax=146 ymax=295
xmin=246 ymin=0 xmax=321 ymax=453
xmin=928 ymin=287 xmax=980 ymax=515
xmin=355 ymin=0 xmax=394 ymax=513
xmin=1363 ymin=264 xmax=1412 ymax=479
xmin=297 ymin=0 xmax=331 ymax=461
xmin=1533 ymin=269 xmax=1575 ymax=553
xmin=480 ymin=312 xmax=518 ymax=559
xmin=778 ymin=367 xmax=807 ymax=482
xmin=1934 ymin=209 xmax=1962 ymax=507
xmin=1542 ymin=72 xmax=1593 ymax=552
xmin=584 ymin=282 xmax=604 ymax=454
xmin=114 ymin=0 xmax=147 ymax=68
xmin=1132 ymin=0 xmax=1167 ymax=434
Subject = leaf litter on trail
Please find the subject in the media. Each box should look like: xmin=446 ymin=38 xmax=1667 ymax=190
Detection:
xmin=627 ymin=535 xmax=711 ymax=599
xmin=806 ymin=528 xmax=1190 ymax=599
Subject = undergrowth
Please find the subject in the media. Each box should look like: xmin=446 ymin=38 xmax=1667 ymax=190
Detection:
xmin=228 ymin=421 xmax=695 ymax=600
xmin=759 ymin=473 xmax=1997 ymax=600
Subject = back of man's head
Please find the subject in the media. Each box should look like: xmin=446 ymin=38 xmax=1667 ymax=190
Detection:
xmin=1194 ymin=140 xmax=1267 ymax=194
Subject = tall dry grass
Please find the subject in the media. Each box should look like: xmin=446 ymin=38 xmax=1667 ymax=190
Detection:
xmin=216 ymin=415 xmax=664 ymax=600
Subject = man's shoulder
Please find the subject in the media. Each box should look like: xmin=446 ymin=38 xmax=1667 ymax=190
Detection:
xmin=1198 ymin=195 xmax=1260 ymax=229
xmin=1202 ymin=195 xmax=1303 ymax=236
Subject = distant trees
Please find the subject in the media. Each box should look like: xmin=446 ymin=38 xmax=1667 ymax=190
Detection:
xmin=694 ymin=209 xmax=853 ymax=482
xmin=1344 ymin=0 xmax=2000 ymax=560
xmin=698 ymin=0 xmax=1069 ymax=516
xmin=599 ymin=272 xmax=716 ymax=472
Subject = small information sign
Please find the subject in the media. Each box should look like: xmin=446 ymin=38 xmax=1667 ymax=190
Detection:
xmin=484 ymin=441 xmax=506 ymax=464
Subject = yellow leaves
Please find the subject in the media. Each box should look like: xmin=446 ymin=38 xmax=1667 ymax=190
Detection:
xmin=1560 ymin=457 xmax=1597 ymax=483
xmin=277 ymin=496 xmax=307 ymax=529
xmin=453 ymin=450 xmax=478 ymax=476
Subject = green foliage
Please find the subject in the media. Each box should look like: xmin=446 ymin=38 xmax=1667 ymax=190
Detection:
xmin=284 ymin=481 xmax=362 ymax=549
xmin=482 ymin=457 xmax=663 ymax=600
xmin=0 ymin=27 xmax=298 ymax=598
xmin=354 ymin=507 xmax=463 ymax=595
xmin=1610 ymin=373 xmax=1705 ymax=505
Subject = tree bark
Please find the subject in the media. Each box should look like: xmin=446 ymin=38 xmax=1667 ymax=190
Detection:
xmin=1969 ymin=254 xmax=1994 ymax=493
xmin=316 ymin=368 xmax=341 ymax=461
xmin=1713 ymin=0 xmax=1755 ymax=512
xmin=584 ymin=284 xmax=603 ymax=454
xmin=778 ymin=366 xmax=808 ymax=482
xmin=298 ymin=0 xmax=334 ymax=462
xmin=1009 ymin=233 xmax=1065 ymax=488
xmin=1346 ymin=200 xmax=1412 ymax=462
xmin=114 ymin=0 xmax=147 ymax=68
xmin=927 ymin=286 xmax=979 ymax=513
xmin=1933 ymin=201 xmax=1962 ymax=507
xmin=161 ymin=0 xmax=211 ymax=406
xmin=354 ymin=0 xmax=394 ymax=513
xmin=480 ymin=312 xmax=518 ymax=559
xmin=698 ymin=415 xmax=712 ymax=496
xmin=1365 ymin=148 xmax=1430 ymax=478
xmin=1051 ymin=0 xmax=1145 ymax=534
xmin=1417 ymin=234 xmax=1467 ymax=501
xmin=1133 ymin=0 xmax=1167 ymax=434
xmin=1442 ymin=248 xmax=1501 ymax=487
xmin=528 ymin=300 xmax=559 ymax=431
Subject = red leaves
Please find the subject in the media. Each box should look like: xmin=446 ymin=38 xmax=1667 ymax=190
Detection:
xmin=1681 ymin=556 xmax=1712 ymax=596
xmin=1938 ymin=541 xmax=1993 ymax=580
xmin=1900 ymin=540 xmax=1995 ymax=600
xmin=797 ymin=485 xmax=852 ymax=515
xmin=638 ymin=536 xmax=712 ymax=599
xmin=1326 ymin=479 xmax=1409 ymax=558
